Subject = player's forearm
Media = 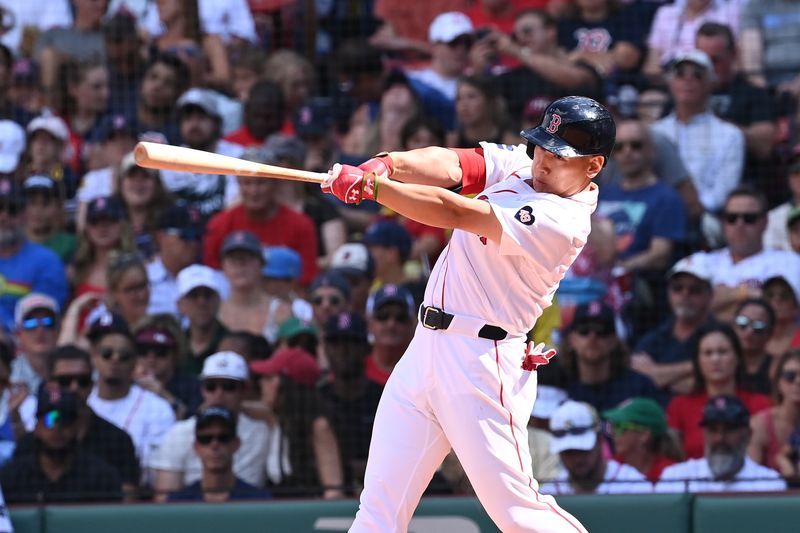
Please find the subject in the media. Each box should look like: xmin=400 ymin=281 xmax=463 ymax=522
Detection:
xmin=386 ymin=147 xmax=463 ymax=188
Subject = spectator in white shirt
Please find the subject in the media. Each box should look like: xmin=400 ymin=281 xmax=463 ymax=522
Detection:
xmin=539 ymin=401 xmax=651 ymax=495
xmin=655 ymin=394 xmax=786 ymax=493
xmin=141 ymin=0 xmax=257 ymax=45
xmin=86 ymin=311 xmax=176 ymax=470
xmin=764 ymin=160 xmax=800 ymax=251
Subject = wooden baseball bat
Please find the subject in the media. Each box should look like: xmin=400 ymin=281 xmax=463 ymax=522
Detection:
xmin=133 ymin=142 xmax=328 ymax=184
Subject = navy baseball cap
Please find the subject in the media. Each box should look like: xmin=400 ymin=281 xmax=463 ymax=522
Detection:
xmin=568 ymin=300 xmax=615 ymax=332
xmin=86 ymin=195 xmax=125 ymax=224
xmin=97 ymin=114 xmax=138 ymax=142
xmin=221 ymin=230 xmax=264 ymax=260
xmin=324 ymin=311 xmax=368 ymax=342
xmin=23 ymin=174 xmax=58 ymax=198
xmin=195 ymin=405 xmax=237 ymax=433
xmin=293 ymin=98 xmax=334 ymax=138
xmin=701 ymin=395 xmax=750 ymax=427
xmin=309 ymin=271 xmax=351 ymax=300
xmin=157 ymin=203 xmax=203 ymax=241
xmin=36 ymin=385 xmax=79 ymax=419
xmin=367 ymin=283 xmax=416 ymax=316
xmin=86 ymin=310 xmax=133 ymax=343
xmin=0 ymin=177 xmax=24 ymax=208
xmin=363 ymin=220 xmax=412 ymax=258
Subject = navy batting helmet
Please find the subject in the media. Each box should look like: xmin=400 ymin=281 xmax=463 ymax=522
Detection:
xmin=520 ymin=96 xmax=615 ymax=163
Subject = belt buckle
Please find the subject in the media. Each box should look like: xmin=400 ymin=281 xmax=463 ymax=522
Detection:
xmin=422 ymin=306 xmax=441 ymax=330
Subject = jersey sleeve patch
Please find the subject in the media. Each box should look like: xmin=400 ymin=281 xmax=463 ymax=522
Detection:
xmin=515 ymin=206 xmax=535 ymax=225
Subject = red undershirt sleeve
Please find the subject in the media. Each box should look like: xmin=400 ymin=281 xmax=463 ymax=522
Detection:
xmin=449 ymin=147 xmax=486 ymax=195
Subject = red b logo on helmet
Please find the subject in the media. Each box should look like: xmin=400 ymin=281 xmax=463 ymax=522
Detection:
xmin=546 ymin=114 xmax=561 ymax=134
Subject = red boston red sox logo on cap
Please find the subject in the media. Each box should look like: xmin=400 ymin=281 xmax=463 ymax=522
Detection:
xmin=546 ymin=114 xmax=561 ymax=134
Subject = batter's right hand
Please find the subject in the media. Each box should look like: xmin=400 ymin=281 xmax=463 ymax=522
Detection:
xmin=321 ymin=163 xmax=379 ymax=205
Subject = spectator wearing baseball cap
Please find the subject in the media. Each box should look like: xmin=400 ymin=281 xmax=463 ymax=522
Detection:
xmin=219 ymin=231 xmax=292 ymax=344
xmin=538 ymin=401 xmax=651 ymax=495
xmin=365 ymin=284 xmax=416 ymax=386
xmin=0 ymin=119 xmax=25 ymax=175
xmin=102 ymin=12 xmax=145 ymax=118
xmin=150 ymin=351 xmax=279 ymax=501
xmin=274 ymin=317 xmax=319 ymax=359
xmin=656 ymin=395 xmax=786 ymax=493
xmin=330 ymin=243 xmax=375 ymax=317
xmin=0 ymin=176 xmax=68 ymax=333
xmin=363 ymin=220 xmax=413 ymax=289
xmin=9 ymin=293 xmax=60 ymax=395
xmin=22 ymin=174 xmax=76 ymax=263
xmin=176 ymin=264 xmax=229 ymax=375
xmin=261 ymin=246 xmax=313 ymax=323
xmin=308 ymin=271 xmax=351 ymax=332
xmin=24 ymin=115 xmax=77 ymax=198
xmin=604 ymin=398 xmax=681 ymax=483
xmin=146 ymin=203 xmax=205 ymax=316
xmin=764 ymin=161 xmax=800 ymax=252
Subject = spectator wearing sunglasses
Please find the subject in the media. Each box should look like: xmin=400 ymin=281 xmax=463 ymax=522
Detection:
xmin=9 ymin=293 xmax=60 ymax=395
xmin=632 ymin=255 xmax=717 ymax=396
xmin=539 ymin=400 xmax=650 ymax=495
xmin=666 ymin=323 xmax=771 ymax=459
xmin=364 ymin=284 xmax=416 ymax=386
xmin=762 ymin=276 xmax=800 ymax=356
xmin=86 ymin=311 xmax=176 ymax=471
xmin=149 ymin=351 xmax=277 ymax=502
xmin=363 ymin=220 xmax=413 ymax=290
xmin=14 ymin=345 xmax=140 ymax=498
xmin=0 ymin=385 xmax=122 ymax=503
xmin=731 ymin=298 xmax=776 ymax=395
xmin=167 ymin=405 xmax=271 ymax=503
xmin=308 ymin=271 xmax=351 ymax=335
xmin=555 ymin=301 xmax=662 ymax=413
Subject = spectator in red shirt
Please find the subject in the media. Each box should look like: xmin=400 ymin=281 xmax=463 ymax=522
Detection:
xmin=364 ymin=284 xmax=416 ymax=386
xmin=466 ymin=0 xmax=550 ymax=35
xmin=224 ymin=80 xmax=285 ymax=148
xmin=667 ymin=323 xmax=772 ymax=459
xmin=202 ymin=147 xmax=319 ymax=285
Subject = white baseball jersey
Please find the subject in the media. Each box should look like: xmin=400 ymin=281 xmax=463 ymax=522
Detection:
xmin=702 ymin=248 xmax=800 ymax=298
xmin=424 ymin=142 xmax=598 ymax=335
xmin=654 ymin=457 xmax=786 ymax=493
xmin=539 ymin=459 xmax=653 ymax=495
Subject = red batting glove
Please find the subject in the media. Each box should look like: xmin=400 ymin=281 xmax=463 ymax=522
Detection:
xmin=358 ymin=154 xmax=393 ymax=180
xmin=321 ymin=164 xmax=380 ymax=205
xmin=521 ymin=342 xmax=557 ymax=371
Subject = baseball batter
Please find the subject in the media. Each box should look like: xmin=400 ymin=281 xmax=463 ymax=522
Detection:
xmin=321 ymin=96 xmax=616 ymax=533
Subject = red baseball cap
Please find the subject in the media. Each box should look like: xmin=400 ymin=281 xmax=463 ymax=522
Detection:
xmin=250 ymin=348 xmax=321 ymax=387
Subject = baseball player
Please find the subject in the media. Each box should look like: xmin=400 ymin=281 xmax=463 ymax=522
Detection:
xmin=321 ymin=96 xmax=616 ymax=533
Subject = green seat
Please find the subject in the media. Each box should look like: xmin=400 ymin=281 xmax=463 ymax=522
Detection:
xmin=694 ymin=494 xmax=800 ymax=533
xmin=560 ymin=493 xmax=693 ymax=533
xmin=9 ymin=507 xmax=42 ymax=533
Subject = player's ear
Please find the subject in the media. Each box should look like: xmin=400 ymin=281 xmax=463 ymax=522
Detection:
xmin=587 ymin=155 xmax=604 ymax=179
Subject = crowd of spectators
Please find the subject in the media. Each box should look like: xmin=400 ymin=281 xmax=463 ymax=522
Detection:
xmin=0 ymin=0 xmax=799 ymax=507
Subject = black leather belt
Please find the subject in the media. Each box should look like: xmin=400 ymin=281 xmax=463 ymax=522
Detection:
xmin=419 ymin=305 xmax=508 ymax=341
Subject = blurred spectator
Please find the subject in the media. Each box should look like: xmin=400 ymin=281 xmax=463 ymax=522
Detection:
xmin=159 ymin=88 xmax=244 ymax=220
xmin=363 ymin=219 xmax=413 ymax=288
xmin=166 ymin=405 xmax=271 ymax=502
xmin=318 ymin=311 xmax=380 ymax=495
xmin=656 ymin=394 xmax=786 ymax=493
xmin=643 ymin=0 xmax=744 ymax=77
xmin=364 ymin=284 xmax=416 ymax=386
xmin=133 ymin=314 xmax=201 ymax=420
xmin=0 ymin=44 xmax=34 ymax=126
xmin=331 ymin=40 xmax=385 ymax=142
xmin=23 ymin=115 xmax=75 ymax=198
xmin=10 ymin=293 xmax=59 ymax=394
xmin=526 ymin=386 xmax=565 ymax=484
xmin=749 ymin=350 xmax=800 ymax=472
xmin=762 ymin=276 xmax=800 ymax=355
xmin=739 ymin=0 xmax=800 ymax=90
xmin=150 ymin=351 xmax=277 ymax=501
xmin=86 ymin=311 xmax=176 ymax=468
xmin=555 ymin=301 xmax=662 ymax=412
xmin=764 ymin=161 xmax=800 ymax=251
xmin=224 ymin=80 xmax=285 ymax=148
xmin=294 ymin=98 xmax=339 ymax=173
xmin=14 ymin=345 xmax=140 ymax=496
xmin=147 ymin=203 xmax=203 ymax=316
xmin=308 ymin=272 xmax=351 ymax=334
xmin=274 ymin=317 xmax=319 ymax=360
xmin=702 ymin=186 xmax=800 ymax=320
xmin=250 ymin=348 xmax=344 ymax=498
xmin=632 ymin=255 xmax=716 ymax=396
xmin=67 ymin=196 xmax=135 ymax=298
xmin=400 ymin=113 xmax=446 ymax=151
xmin=405 ymin=12 xmax=474 ymax=131
xmin=446 ymin=75 xmax=518 ymax=148
xmin=10 ymin=57 xmax=45 ymax=115
xmin=0 ymin=340 xmax=35 ymax=463
xmin=176 ymin=264 xmax=228 ymax=374
xmin=330 ymin=242 xmax=375 ymax=318
xmin=651 ymin=49 xmax=744 ymax=221
xmin=732 ymin=298 xmax=776 ymax=395
xmin=35 ymin=0 xmax=107 ymax=98
xmin=22 ymin=175 xmax=76 ymax=264
xmin=263 ymin=50 xmax=315 ymax=131
xmin=203 ymin=147 xmax=319 ymax=285
xmin=0 ymin=385 xmax=123 ymax=503
xmin=790 ymin=208 xmax=800 ymax=255
xmin=369 ymin=0 xmax=469 ymax=58
xmin=666 ymin=323 xmax=772 ymax=459
xmin=0 ymin=177 xmax=68 ymax=332
xmin=217 ymin=231 xmax=292 ymax=343
xmin=539 ymin=400 xmax=651 ymax=494
xmin=604 ymin=397 xmax=681 ymax=483
xmin=229 ymin=46 xmax=264 ymax=102
xmin=115 ymin=152 xmax=173 ymax=259
xmin=262 ymin=246 xmax=312 ymax=323
xmin=0 ymin=119 xmax=24 ymax=173
xmin=0 ymin=2 xmax=72 ymax=55
xmin=143 ymin=0 xmax=258 ymax=46
xmin=135 ymin=53 xmax=188 ymax=144
xmin=466 ymin=0 xmax=548 ymax=35
xmin=103 ymin=11 xmax=146 ymax=118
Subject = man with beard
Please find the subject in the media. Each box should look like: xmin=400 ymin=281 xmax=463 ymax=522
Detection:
xmin=0 ymin=177 xmax=67 ymax=333
xmin=0 ymin=385 xmax=122 ymax=503
xmin=160 ymin=89 xmax=245 ymax=220
xmin=655 ymin=395 xmax=785 ymax=492
xmin=632 ymin=255 xmax=717 ymax=395
xmin=134 ymin=53 xmax=188 ymax=145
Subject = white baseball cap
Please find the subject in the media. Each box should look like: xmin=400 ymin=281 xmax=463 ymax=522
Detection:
xmin=200 ymin=351 xmax=249 ymax=381
xmin=671 ymin=49 xmax=716 ymax=80
xmin=15 ymin=293 xmax=59 ymax=326
xmin=177 ymin=88 xmax=220 ymax=119
xmin=531 ymin=385 xmax=568 ymax=420
xmin=667 ymin=252 xmax=712 ymax=285
xmin=549 ymin=401 xmax=600 ymax=454
xmin=27 ymin=115 xmax=69 ymax=142
xmin=0 ymin=120 xmax=26 ymax=173
xmin=330 ymin=242 xmax=373 ymax=277
xmin=177 ymin=264 xmax=222 ymax=299
xmin=428 ymin=11 xmax=474 ymax=43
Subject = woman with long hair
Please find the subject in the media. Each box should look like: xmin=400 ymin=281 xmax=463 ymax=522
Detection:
xmin=446 ymin=75 xmax=518 ymax=148
xmin=762 ymin=276 xmax=800 ymax=357
xmin=263 ymin=50 xmax=316 ymax=126
xmin=666 ymin=323 xmax=773 ymax=458
xmin=732 ymin=298 xmax=777 ymax=395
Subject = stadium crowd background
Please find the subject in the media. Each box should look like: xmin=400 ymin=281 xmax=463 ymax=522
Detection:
xmin=0 ymin=0 xmax=798 ymax=510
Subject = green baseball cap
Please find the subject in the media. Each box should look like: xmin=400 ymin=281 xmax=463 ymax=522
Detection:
xmin=603 ymin=398 xmax=667 ymax=435
xmin=276 ymin=317 xmax=318 ymax=341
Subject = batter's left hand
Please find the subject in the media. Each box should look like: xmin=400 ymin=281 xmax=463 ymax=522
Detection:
xmin=321 ymin=163 xmax=380 ymax=205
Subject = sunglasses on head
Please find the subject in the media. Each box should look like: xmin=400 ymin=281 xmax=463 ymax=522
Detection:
xmin=615 ymin=140 xmax=644 ymax=151
xmin=195 ymin=432 xmax=235 ymax=445
xmin=99 ymin=347 xmax=135 ymax=362
xmin=734 ymin=315 xmax=769 ymax=334
xmin=550 ymin=425 xmax=597 ymax=438
xmin=312 ymin=294 xmax=343 ymax=306
xmin=722 ymin=212 xmax=762 ymax=225
xmin=573 ymin=323 xmax=614 ymax=337
xmin=137 ymin=344 xmax=171 ymax=359
xmin=781 ymin=370 xmax=800 ymax=384
xmin=202 ymin=380 xmax=240 ymax=393
xmin=21 ymin=316 xmax=56 ymax=331
xmin=53 ymin=373 xmax=93 ymax=389
xmin=374 ymin=310 xmax=410 ymax=323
